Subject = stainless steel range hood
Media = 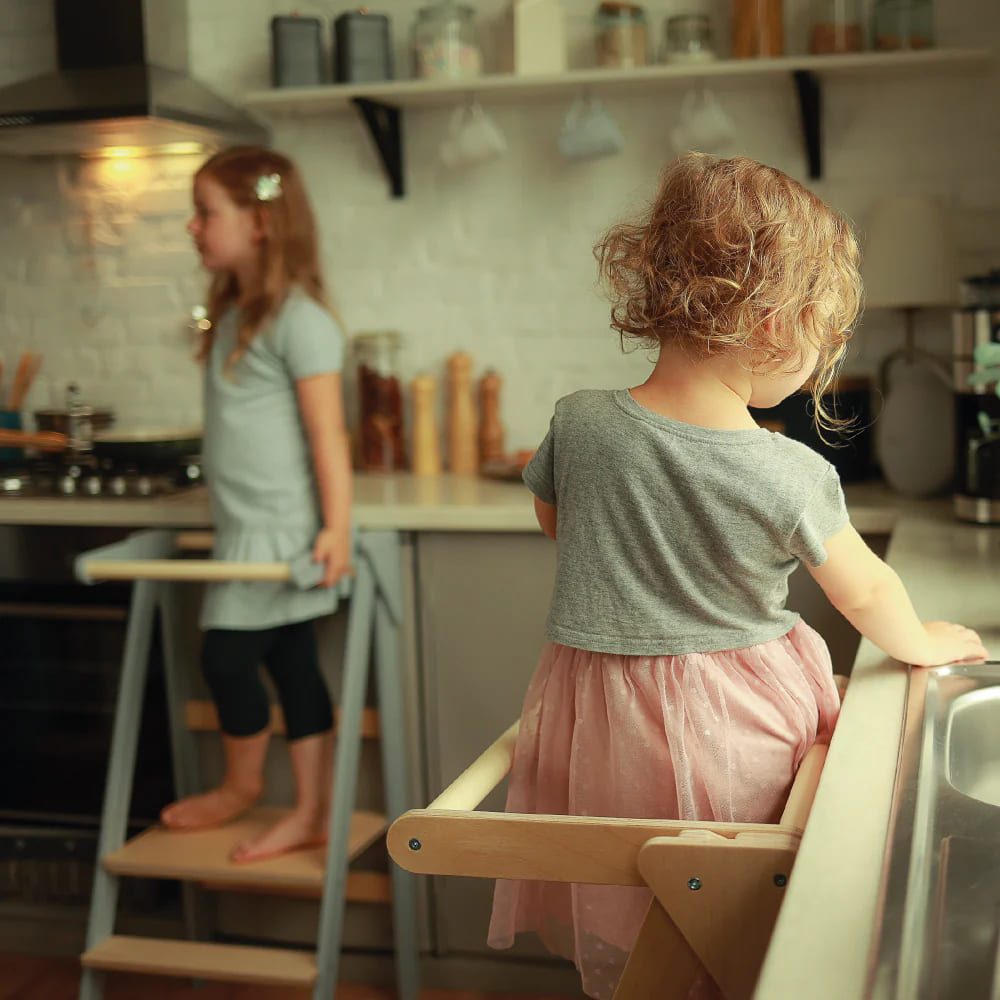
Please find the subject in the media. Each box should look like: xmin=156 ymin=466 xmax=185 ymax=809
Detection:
xmin=0 ymin=0 xmax=268 ymax=156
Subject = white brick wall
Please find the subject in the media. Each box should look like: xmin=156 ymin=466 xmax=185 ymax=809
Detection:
xmin=0 ymin=0 xmax=997 ymax=450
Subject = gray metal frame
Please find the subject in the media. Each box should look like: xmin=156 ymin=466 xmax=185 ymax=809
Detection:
xmin=74 ymin=528 xmax=419 ymax=1000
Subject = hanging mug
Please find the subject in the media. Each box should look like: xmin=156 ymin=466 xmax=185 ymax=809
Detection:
xmin=439 ymin=102 xmax=508 ymax=168
xmin=558 ymin=96 xmax=625 ymax=162
xmin=669 ymin=87 xmax=736 ymax=154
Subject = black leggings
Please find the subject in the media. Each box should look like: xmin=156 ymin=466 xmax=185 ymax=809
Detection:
xmin=201 ymin=620 xmax=334 ymax=741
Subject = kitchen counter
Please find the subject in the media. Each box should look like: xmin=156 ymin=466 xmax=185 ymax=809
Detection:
xmin=756 ymin=511 xmax=1000 ymax=999
xmin=0 ymin=475 xmax=933 ymax=533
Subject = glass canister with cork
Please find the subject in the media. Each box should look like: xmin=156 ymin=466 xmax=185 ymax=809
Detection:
xmin=354 ymin=331 xmax=407 ymax=472
xmin=412 ymin=1 xmax=483 ymax=78
xmin=594 ymin=2 xmax=650 ymax=68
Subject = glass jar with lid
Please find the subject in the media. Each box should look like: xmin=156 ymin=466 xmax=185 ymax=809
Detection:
xmin=354 ymin=331 xmax=407 ymax=472
xmin=412 ymin=2 xmax=483 ymax=79
xmin=594 ymin=2 xmax=649 ymax=69
xmin=809 ymin=0 xmax=864 ymax=53
xmin=872 ymin=0 xmax=933 ymax=50
xmin=661 ymin=14 xmax=716 ymax=64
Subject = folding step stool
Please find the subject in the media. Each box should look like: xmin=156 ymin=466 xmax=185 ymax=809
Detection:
xmin=73 ymin=527 xmax=419 ymax=1000
xmin=387 ymin=721 xmax=828 ymax=1000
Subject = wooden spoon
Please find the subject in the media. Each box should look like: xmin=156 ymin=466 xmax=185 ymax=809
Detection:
xmin=0 ymin=428 xmax=67 ymax=451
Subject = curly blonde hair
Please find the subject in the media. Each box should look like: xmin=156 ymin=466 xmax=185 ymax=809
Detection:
xmin=595 ymin=154 xmax=863 ymax=430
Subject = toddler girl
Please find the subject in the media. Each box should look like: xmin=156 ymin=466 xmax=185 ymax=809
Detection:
xmin=488 ymin=154 xmax=986 ymax=997
xmin=160 ymin=147 xmax=352 ymax=863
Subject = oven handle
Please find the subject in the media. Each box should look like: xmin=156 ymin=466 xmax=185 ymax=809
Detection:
xmin=0 ymin=602 xmax=127 ymax=621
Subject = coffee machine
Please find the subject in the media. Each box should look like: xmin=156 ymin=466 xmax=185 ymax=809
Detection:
xmin=953 ymin=271 xmax=1000 ymax=523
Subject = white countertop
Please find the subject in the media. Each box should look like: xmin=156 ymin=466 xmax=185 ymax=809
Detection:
xmin=756 ymin=509 xmax=1000 ymax=999
xmin=0 ymin=474 xmax=921 ymax=534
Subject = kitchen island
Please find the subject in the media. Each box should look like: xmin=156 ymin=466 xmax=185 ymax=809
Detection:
xmin=0 ymin=476 xmax=980 ymax=995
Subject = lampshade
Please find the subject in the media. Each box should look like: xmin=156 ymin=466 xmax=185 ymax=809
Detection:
xmin=861 ymin=195 xmax=958 ymax=309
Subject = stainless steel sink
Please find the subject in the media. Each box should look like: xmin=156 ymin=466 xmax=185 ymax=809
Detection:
xmin=868 ymin=663 xmax=1000 ymax=1000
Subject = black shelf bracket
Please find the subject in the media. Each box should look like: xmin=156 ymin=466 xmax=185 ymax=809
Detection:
xmin=792 ymin=70 xmax=822 ymax=180
xmin=351 ymin=97 xmax=404 ymax=198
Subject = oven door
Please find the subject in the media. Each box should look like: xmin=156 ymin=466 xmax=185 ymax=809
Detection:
xmin=0 ymin=526 xmax=175 ymax=834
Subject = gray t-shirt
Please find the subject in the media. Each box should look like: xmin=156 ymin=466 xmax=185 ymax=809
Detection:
xmin=523 ymin=389 xmax=849 ymax=656
xmin=201 ymin=287 xmax=346 ymax=630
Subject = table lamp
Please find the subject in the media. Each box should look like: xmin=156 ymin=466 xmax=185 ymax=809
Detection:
xmin=862 ymin=194 xmax=959 ymax=496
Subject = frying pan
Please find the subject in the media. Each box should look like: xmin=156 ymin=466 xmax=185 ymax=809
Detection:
xmin=0 ymin=426 xmax=202 ymax=468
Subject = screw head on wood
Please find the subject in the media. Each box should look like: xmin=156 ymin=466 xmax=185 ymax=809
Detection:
xmin=774 ymin=873 xmax=787 ymax=887
xmin=687 ymin=877 xmax=702 ymax=890
xmin=408 ymin=837 xmax=422 ymax=851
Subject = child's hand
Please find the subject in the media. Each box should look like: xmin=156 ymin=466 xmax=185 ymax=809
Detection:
xmin=312 ymin=527 xmax=351 ymax=588
xmin=914 ymin=621 xmax=989 ymax=667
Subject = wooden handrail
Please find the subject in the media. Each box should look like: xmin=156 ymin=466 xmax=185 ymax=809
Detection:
xmin=429 ymin=721 xmax=520 ymax=811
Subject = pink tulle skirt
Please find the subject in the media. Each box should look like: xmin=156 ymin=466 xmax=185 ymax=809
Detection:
xmin=487 ymin=620 xmax=841 ymax=1000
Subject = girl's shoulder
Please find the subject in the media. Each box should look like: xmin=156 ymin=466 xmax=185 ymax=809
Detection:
xmin=268 ymin=287 xmax=345 ymax=375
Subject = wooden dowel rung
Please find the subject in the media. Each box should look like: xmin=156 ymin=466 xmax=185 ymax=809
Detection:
xmin=184 ymin=700 xmax=380 ymax=739
xmin=428 ymin=720 xmax=519 ymax=811
xmin=779 ymin=742 xmax=828 ymax=832
xmin=83 ymin=559 xmax=293 ymax=583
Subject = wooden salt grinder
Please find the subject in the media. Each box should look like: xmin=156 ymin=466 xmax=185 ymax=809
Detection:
xmin=478 ymin=369 xmax=505 ymax=465
xmin=410 ymin=374 xmax=442 ymax=476
xmin=447 ymin=352 xmax=478 ymax=474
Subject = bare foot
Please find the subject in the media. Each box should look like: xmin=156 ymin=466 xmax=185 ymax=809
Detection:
xmin=230 ymin=809 xmax=327 ymax=863
xmin=160 ymin=783 xmax=261 ymax=831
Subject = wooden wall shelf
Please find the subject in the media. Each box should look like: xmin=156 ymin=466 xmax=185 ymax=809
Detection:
xmin=243 ymin=49 xmax=990 ymax=197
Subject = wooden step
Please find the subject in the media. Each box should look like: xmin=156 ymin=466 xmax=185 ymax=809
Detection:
xmin=184 ymin=700 xmax=380 ymax=738
xmin=104 ymin=807 xmax=388 ymax=896
xmin=81 ymin=935 xmax=317 ymax=986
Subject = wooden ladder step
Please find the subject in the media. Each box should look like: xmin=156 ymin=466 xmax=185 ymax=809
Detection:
xmin=184 ymin=700 xmax=380 ymax=738
xmin=82 ymin=935 xmax=317 ymax=986
xmin=104 ymin=807 xmax=388 ymax=897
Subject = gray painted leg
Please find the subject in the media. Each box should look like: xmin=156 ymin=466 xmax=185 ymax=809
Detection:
xmin=313 ymin=552 xmax=377 ymax=1000
xmin=158 ymin=582 xmax=213 ymax=944
xmin=79 ymin=579 xmax=159 ymax=1000
xmin=372 ymin=534 xmax=420 ymax=1000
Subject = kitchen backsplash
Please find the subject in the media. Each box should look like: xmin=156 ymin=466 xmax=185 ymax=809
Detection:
xmin=0 ymin=0 xmax=998 ymax=450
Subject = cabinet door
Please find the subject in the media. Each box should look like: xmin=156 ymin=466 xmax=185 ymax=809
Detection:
xmin=417 ymin=531 xmax=559 ymax=960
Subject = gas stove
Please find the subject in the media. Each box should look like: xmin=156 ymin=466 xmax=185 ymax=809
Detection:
xmin=0 ymin=458 xmax=203 ymax=499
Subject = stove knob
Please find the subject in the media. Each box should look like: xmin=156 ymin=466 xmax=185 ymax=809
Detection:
xmin=136 ymin=476 xmax=153 ymax=497
xmin=109 ymin=476 xmax=128 ymax=497
xmin=83 ymin=475 xmax=102 ymax=496
xmin=60 ymin=475 xmax=78 ymax=495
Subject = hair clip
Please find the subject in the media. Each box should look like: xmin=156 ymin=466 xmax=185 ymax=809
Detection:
xmin=255 ymin=173 xmax=282 ymax=202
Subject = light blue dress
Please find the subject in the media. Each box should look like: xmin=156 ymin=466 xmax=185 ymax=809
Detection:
xmin=200 ymin=288 xmax=346 ymax=631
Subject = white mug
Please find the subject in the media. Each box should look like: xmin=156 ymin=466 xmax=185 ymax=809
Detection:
xmin=558 ymin=96 xmax=625 ymax=162
xmin=439 ymin=103 xmax=507 ymax=168
xmin=669 ymin=88 xmax=736 ymax=154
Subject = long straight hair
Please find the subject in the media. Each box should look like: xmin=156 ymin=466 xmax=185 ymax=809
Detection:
xmin=194 ymin=146 xmax=335 ymax=368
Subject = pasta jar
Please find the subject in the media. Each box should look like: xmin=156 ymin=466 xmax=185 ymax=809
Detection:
xmin=412 ymin=2 xmax=483 ymax=79
xmin=594 ymin=2 xmax=649 ymax=69
xmin=731 ymin=0 xmax=784 ymax=58
xmin=354 ymin=331 xmax=407 ymax=472
xmin=872 ymin=0 xmax=933 ymax=50
xmin=809 ymin=0 xmax=864 ymax=53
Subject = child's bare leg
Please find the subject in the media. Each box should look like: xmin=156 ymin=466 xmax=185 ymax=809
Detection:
xmin=160 ymin=730 xmax=269 ymax=830
xmin=230 ymin=728 xmax=334 ymax=863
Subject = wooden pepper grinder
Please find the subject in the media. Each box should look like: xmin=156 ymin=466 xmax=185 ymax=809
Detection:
xmin=410 ymin=373 xmax=442 ymax=476
xmin=447 ymin=352 xmax=478 ymax=474
xmin=478 ymin=369 xmax=505 ymax=465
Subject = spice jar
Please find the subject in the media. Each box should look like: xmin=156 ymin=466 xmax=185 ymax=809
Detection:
xmin=872 ymin=0 xmax=933 ymax=50
xmin=661 ymin=14 xmax=716 ymax=64
xmin=355 ymin=331 xmax=407 ymax=472
xmin=595 ymin=2 xmax=649 ymax=69
xmin=412 ymin=2 xmax=483 ymax=79
xmin=731 ymin=0 xmax=784 ymax=58
xmin=809 ymin=0 xmax=863 ymax=53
